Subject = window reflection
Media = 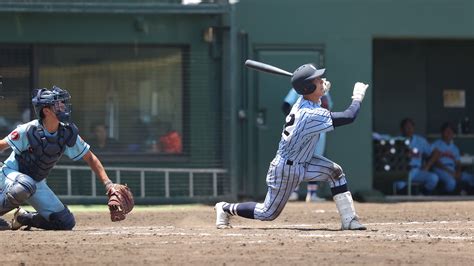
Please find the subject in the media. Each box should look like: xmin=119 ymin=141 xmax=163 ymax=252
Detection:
xmin=0 ymin=45 xmax=31 ymax=141
xmin=0 ymin=44 xmax=185 ymax=158
xmin=37 ymin=45 xmax=185 ymax=155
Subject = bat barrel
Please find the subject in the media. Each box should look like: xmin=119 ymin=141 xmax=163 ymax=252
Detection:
xmin=245 ymin=59 xmax=293 ymax=77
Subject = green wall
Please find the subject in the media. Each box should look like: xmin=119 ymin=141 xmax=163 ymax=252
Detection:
xmin=2 ymin=0 xmax=474 ymax=199
xmin=234 ymin=0 xmax=474 ymax=194
xmin=0 ymin=11 xmax=226 ymax=168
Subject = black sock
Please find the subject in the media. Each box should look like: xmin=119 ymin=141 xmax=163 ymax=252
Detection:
xmin=331 ymin=184 xmax=348 ymax=196
xmin=223 ymin=202 xmax=256 ymax=219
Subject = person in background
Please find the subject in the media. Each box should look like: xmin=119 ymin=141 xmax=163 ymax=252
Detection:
xmin=88 ymin=122 xmax=121 ymax=153
xmin=398 ymin=118 xmax=439 ymax=195
xmin=432 ymin=122 xmax=474 ymax=194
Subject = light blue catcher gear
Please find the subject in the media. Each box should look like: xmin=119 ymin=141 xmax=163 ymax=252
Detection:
xmin=0 ymin=174 xmax=36 ymax=215
xmin=32 ymin=86 xmax=72 ymax=123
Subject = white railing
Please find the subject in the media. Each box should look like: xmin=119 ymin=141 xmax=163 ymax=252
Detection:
xmin=53 ymin=165 xmax=228 ymax=198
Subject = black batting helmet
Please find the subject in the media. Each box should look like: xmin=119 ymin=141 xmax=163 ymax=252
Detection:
xmin=291 ymin=64 xmax=325 ymax=95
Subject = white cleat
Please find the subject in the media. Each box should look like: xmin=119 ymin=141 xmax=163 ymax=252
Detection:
xmin=11 ymin=208 xmax=28 ymax=231
xmin=214 ymin=202 xmax=232 ymax=229
xmin=334 ymin=191 xmax=367 ymax=231
xmin=341 ymin=216 xmax=367 ymax=230
xmin=305 ymin=193 xmax=326 ymax=203
xmin=288 ymin=192 xmax=299 ymax=201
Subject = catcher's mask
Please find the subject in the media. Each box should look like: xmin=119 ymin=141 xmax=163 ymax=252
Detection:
xmin=32 ymin=86 xmax=72 ymax=123
xmin=291 ymin=64 xmax=326 ymax=95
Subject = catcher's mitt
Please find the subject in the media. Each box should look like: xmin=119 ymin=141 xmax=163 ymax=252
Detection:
xmin=106 ymin=183 xmax=134 ymax=222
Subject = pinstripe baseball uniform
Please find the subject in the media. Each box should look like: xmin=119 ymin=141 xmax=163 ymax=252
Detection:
xmin=254 ymin=96 xmax=346 ymax=220
xmin=215 ymin=64 xmax=367 ymax=230
xmin=284 ymin=88 xmax=334 ymax=201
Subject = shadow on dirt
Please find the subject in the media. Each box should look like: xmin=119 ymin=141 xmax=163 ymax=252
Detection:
xmin=238 ymin=227 xmax=340 ymax=232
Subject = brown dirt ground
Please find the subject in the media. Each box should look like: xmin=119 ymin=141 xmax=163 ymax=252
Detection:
xmin=1 ymin=201 xmax=473 ymax=265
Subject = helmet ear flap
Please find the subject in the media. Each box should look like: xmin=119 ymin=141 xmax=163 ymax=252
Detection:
xmin=307 ymin=83 xmax=316 ymax=94
xmin=291 ymin=63 xmax=324 ymax=95
xmin=32 ymin=88 xmax=51 ymax=120
xmin=301 ymin=81 xmax=316 ymax=95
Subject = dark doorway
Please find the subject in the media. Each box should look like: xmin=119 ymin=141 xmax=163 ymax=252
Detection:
xmin=373 ymin=39 xmax=474 ymax=136
xmin=373 ymin=39 xmax=474 ymax=195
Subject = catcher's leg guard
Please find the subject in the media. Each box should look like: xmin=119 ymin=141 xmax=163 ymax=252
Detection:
xmin=333 ymin=191 xmax=366 ymax=230
xmin=14 ymin=206 xmax=75 ymax=230
xmin=0 ymin=174 xmax=36 ymax=215
xmin=0 ymin=217 xmax=11 ymax=230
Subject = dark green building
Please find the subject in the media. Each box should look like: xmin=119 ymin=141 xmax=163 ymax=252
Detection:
xmin=0 ymin=0 xmax=473 ymax=202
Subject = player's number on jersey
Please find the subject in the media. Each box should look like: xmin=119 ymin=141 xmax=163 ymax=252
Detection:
xmin=283 ymin=114 xmax=296 ymax=140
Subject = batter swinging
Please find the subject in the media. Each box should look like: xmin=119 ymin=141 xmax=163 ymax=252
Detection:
xmin=215 ymin=64 xmax=369 ymax=230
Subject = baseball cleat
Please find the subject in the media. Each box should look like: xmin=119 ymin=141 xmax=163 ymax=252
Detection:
xmin=305 ymin=193 xmax=326 ymax=203
xmin=11 ymin=207 xmax=28 ymax=230
xmin=214 ymin=202 xmax=232 ymax=229
xmin=0 ymin=217 xmax=11 ymax=230
xmin=288 ymin=192 xmax=299 ymax=201
xmin=342 ymin=216 xmax=366 ymax=230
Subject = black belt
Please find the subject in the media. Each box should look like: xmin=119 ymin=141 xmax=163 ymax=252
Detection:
xmin=286 ymin=160 xmax=301 ymax=165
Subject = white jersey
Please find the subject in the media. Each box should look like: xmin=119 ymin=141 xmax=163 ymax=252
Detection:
xmin=276 ymin=96 xmax=333 ymax=163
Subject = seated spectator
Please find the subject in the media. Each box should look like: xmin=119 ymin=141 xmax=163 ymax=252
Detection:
xmin=158 ymin=130 xmax=182 ymax=154
xmin=397 ymin=118 xmax=439 ymax=195
xmin=432 ymin=122 xmax=474 ymax=194
xmin=88 ymin=122 xmax=121 ymax=153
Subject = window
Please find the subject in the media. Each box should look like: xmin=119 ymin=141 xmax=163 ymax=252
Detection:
xmin=1 ymin=44 xmax=187 ymax=161
xmin=0 ymin=45 xmax=31 ymax=139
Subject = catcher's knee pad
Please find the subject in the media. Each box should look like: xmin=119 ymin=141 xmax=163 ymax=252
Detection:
xmin=5 ymin=174 xmax=37 ymax=207
xmin=49 ymin=206 xmax=75 ymax=230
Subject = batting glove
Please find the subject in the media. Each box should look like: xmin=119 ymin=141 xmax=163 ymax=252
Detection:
xmin=351 ymin=82 xmax=369 ymax=102
xmin=322 ymin=78 xmax=331 ymax=94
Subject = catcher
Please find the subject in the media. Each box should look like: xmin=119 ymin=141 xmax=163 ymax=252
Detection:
xmin=0 ymin=86 xmax=134 ymax=230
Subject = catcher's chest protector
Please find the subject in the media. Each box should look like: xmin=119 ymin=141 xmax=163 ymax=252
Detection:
xmin=16 ymin=123 xmax=78 ymax=181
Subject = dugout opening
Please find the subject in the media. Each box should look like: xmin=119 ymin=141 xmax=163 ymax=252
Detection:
xmin=372 ymin=39 xmax=474 ymax=195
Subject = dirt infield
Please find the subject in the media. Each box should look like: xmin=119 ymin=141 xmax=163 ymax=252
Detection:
xmin=1 ymin=201 xmax=473 ymax=265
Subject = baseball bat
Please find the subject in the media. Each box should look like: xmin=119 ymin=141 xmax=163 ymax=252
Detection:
xmin=244 ymin=59 xmax=293 ymax=77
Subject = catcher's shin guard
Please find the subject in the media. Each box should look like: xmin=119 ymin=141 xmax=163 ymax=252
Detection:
xmin=333 ymin=191 xmax=366 ymax=230
xmin=0 ymin=217 xmax=11 ymax=230
xmin=12 ymin=206 xmax=75 ymax=230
